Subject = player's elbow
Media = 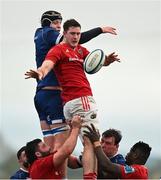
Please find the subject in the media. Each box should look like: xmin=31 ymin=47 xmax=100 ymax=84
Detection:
xmin=65 ymin=146 xmax=74 ymax=156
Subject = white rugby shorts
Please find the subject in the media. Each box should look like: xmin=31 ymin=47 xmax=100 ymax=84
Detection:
xmin=63 ymin=96 xmax=99 ymax=138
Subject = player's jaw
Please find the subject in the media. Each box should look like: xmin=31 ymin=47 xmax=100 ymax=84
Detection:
xmin=70 ymin=40 xmax=79 ymax=48
xmin=125 ymin=151 xmax=133 ymax=165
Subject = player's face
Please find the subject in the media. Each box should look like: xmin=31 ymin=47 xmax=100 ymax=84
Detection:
xmin=64 ymin=27 xmax=81 ymax=48
xmin=37 ymin=142 xmax=51 ymax=157
xmin=50 ymin=19 xmax=62 ymax=32
xmin=101 ymin=136 xmax=118 ymax=157
xmin=125 ymin=149 xmax=135 ymax=165
xmin=19 ymin=151 xmax=29 ymax=168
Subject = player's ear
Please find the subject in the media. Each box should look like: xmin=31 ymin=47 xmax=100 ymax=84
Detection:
xmin=132 ymin=150 xmax=139 ymax=159
xmin=18 ymin=159 xmax=22 ymax=164
xmin=35 ymin=151 xmax=41 ymax=158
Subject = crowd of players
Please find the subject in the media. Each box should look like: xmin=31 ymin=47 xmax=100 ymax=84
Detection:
xmin=10 ymin=11 xmax=151 ymax=179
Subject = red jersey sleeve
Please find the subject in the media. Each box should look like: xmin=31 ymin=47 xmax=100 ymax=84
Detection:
xmin=120 ymin=165 xmax=148 ymax=179
xmin=45 ymin=45 xmax=62 ymax=64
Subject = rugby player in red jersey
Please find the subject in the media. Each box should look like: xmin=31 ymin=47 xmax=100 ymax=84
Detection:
xmin=25 ymin=19 xmax=120 ymax=179
xmin=25 ymin=115 xmax=82 ymax=179
xmin=84 ymin=124 xmax=152 ymax=179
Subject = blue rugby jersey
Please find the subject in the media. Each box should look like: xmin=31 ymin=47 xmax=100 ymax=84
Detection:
xmin=10 ymin=168 xmax=29 ymax=179
xmin=34 ymin=26 xmax=62 ymax=88
xmin=97 ymin=153 xmax=126 ymax=179
xmin=110 ymin=153 xmax=126 ymax=165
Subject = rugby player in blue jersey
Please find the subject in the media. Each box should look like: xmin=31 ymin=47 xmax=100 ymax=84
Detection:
xmin=98 ymin=128 xmax=125 ymax=178
xmin=10 ymin=146 xmax=29 ymax=179
xmin=31 ymin=10 xmax=117 ymax=177
xmin=68 ymin=128 xmax=125 ymax=178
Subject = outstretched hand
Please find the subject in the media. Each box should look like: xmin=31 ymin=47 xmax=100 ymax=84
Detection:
xmin=83 ymin=124 xmax=100 ymax=144
xmin=25 ymin=69 xmax=43 ymax=80
xmin=71 ymin=115 xmax=83 ymax=129
xmin=104 ymin=52 xmax=121 ymax=66
xmin=101 ymin=26 xmax=117 ymax=35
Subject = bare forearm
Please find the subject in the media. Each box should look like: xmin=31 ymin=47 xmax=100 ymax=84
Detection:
xmin=54 ymin=128 xmax=80 ymax=168
xmin=94 ymin=146 xmax=112 ymax=170
xmin=62 ymin=128 xmax=79 ymax=155
xmin=38 ymin=60 xmax=54 ymax=79
xmin=94 ymin=145 xmax=121 ymax=177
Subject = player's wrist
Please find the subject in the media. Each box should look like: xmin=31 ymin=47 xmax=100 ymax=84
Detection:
xmin=37 ymin=69 xmax=44 ymax=80
xmin=93 ymin=141 xmax=101 ymax=148
xmin=104 ymin=56 xmax=111 ymax=66
xmin=72 ymin=126 xmax=80 ymax=132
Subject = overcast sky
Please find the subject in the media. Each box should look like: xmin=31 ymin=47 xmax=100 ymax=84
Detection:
xmin=1 ymin=0 xmax=160 ymax=160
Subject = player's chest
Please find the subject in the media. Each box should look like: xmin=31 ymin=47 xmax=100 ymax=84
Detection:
xmin=61 ymin=47 xmax=84 ymax=64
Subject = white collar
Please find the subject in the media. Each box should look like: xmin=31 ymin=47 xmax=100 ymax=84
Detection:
xmin=110 ymin=152 xmax=119 ymax=159
xmin=20 ymin=168 xmax=29 ymax=173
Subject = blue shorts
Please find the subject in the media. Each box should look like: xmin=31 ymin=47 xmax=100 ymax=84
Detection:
xmin=34 ymin=89 xmax=65 ymax=125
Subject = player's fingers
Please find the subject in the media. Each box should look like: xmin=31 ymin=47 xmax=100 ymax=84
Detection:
xmin=25 ymin=71 xmax=31 ymax=75
xmin=111 ymin=30 xmax=117 ymax=35
xmin=83 ymin=130 xmax=90 ymax=134
xmin=111 ymin=27 xmax=116 ymax=30
xmin=110 ymin=52 xmax=115 ymax=56
xmin=30 ymin=69 xmax=37 ymax=73
xmin=90 ymin=123 xmax=97 ymax=132
xmin=25 ymin=77 xmax=31 ymax=79
xmin=84 ymin=125 xmax=92 ymax=132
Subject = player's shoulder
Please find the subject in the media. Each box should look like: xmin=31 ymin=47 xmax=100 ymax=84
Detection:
xmin=36 ymin=26 xmax=59 ymax=36
xmin=77 ymin=44 xmax=89 ymax=54
xmin=10 ymin=169 xmax=27 ymax=179
xmin=132 ymin=164 xmax=148 ymax=171
xmin=113 ymin=154 xmax=126 ymax=165
xmin=120 ymin=164 xmax=148 ymax=179
xmin=77 ymin=44 xmax=86 ymax=49
xmin=44 ymin=26 xmax=56 ymax=32
xmin=115 ymin=153 xmax=124 ymax=158
xmin=123 ymin=164 xmax=147 ymax=174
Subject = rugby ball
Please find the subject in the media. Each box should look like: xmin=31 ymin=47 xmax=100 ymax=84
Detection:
xmin=84 ymin=49 xmax=105 ymax=74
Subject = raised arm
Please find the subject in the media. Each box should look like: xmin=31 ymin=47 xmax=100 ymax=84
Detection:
xmin=84 ymin=124 xmax=121 ymax=179
xmin=53 ymin=115 xmax=82 ymax=168
xmin=25 ymin=60 xmax=54 ymax=80
xmin=80 ymin=26 xmax=117 ymax=44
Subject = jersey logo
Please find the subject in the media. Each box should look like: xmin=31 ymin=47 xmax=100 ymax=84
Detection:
xmin=66 ymin=49 xmax=69 ymax=53
xmin=69 ymin=57 xmax=83 ymax=63
xmin=90 ymin=113 xmax=97 ymax=119
xmin=124 ymin=165 xmax=135 ymax=174
xmin=78 ymin=48 xmax=83 ymax=56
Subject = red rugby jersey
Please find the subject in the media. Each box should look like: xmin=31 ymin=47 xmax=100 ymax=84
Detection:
xmin=120 ymin=164 xmax=148 ymax=179
xmin=45 ymin=43 xmax=93 ymax=103
xmin=29 ymin=154 xmax=62 ymax=179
